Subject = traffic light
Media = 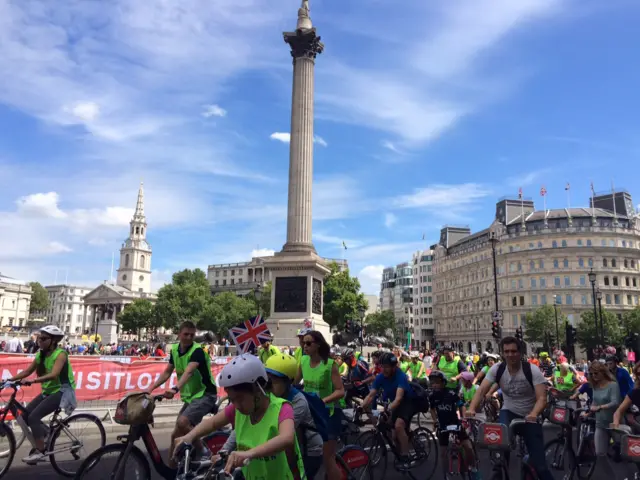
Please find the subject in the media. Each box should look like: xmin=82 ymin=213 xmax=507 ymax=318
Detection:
xmin=515 ymin=327 xmax=523 ymax=342
xmin=625 ymin=332 xmax=639 ymax=349
xmin=566 ymin=325 xmax=577 ymax=345
xmin=345 ymin=319 xmax=352 ymax=334
xmin=491 ymin=321 xmax=501 ymax=339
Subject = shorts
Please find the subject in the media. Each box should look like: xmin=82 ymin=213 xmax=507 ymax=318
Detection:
xmin=327 ymin=407 xmax=343 ymax=441
xmin=391 ymin=398 xmax=415 ymax=426
xmin=437 ymin=426 xmax=469 ymax=446
xmin=178 ymin=393 xmax=218 ymax=426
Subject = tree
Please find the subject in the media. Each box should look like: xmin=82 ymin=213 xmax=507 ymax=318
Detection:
xmin=576 ymin=309 xmax=622 ymax=353
xmin=245 ymin=281 xmax=272 ymax=319
xmin=364 ymin=310 xmax=395 ymax=337
xmin=622 ymin=307 xmax=640 ymax=335
xmin=523 ymin=305 xmax=568 ymax=348
xmin=200 ymin=292 xmax=257 ymax=340
xmin=119 ymin=299 xmax=155 ymax=337
xmin=29 ymin=282 xmax=49 ymax=315
xmin=323 ymin=262 xmax=368 ymax=330
xmin=154 ymin=269 xmax=214 ymax=331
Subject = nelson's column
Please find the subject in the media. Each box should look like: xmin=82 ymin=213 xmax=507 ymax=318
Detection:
xmin=263 ymin=0 xmax=331 ymax=345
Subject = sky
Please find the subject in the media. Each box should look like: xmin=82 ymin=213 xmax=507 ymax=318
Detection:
xmin=1 ymin=0 xmax=640 ymax=296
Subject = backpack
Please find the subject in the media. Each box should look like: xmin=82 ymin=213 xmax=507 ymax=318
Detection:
xmin=409 ymin=381 xmax=430 ymax=413
xmin=114 ymin=392 xmax=156 ymax=425
xmin=494 ymin=361 xmax=534 ymax=390
xmin=288 ymin=387 xmax=329 ymax=442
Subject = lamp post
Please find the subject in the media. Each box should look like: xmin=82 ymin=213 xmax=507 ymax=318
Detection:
xmin=596 ymin=288 xmax=605 ymax=346
xmin=490 ymin=232 xmax=501 ymax=349
xmin=254 ymin=284 xmax=263 ymax=316
xmin=358 ymin=305 xmax=366 ymax=349
xmin=553 ymin=295 xmax=560 ymax=351
xmin=588 ymin=268 xmax=599 ymax=349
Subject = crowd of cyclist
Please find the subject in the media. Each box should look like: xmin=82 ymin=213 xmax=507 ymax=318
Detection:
xmin=5 ymin=321 xmax=640 ymax=480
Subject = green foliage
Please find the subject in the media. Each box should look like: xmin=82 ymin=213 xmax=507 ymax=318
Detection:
xmin=622 ymin=307 xmax=640 ymax=335
xmin=200 ymin=292 xmax=258 ymax=340
xmin=28 ymin=281 xmax=49 ymax=314
xmin=119 ymin=299 xmax=155 ymax=336
xmin=364 ymin=310 xmax=395 ymax=337
xmin=154 ymin=269 xmax=213 ymax=331
xmin=323 ymin=262 xmax=368 ymax=329
xmin=245 ymin=281 xmax=271 ymax=319
xmin=576 ymin=309 xmax=622 ymax=351
xmin=523 ymin=305 xmax=568 ymax=347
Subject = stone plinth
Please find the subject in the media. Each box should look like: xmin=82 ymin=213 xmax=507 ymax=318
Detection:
xmin=262 ymin=251 xmax=330 ymax=346
xmin=97 ymin=319 xmax=118 ymax=345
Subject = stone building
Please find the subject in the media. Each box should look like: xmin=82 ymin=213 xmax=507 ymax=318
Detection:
xmin=0 ymin=274 xmax=32 ymax=328
xmin=379 ymin=262 xmax=413 ymax=346
xmin=412 ymin=249 xmax=435 ymax=349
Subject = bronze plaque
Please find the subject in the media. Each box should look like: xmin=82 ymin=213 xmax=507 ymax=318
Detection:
xmin=312 ymin=278 xmax=322 ymax=315
xmin=274 ymin=277 xmax=308 ymax=313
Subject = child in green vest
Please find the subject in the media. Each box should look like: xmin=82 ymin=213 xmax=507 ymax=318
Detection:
xmin=177 ymin=354 xmax=305 ymax=479
xmin=459 ymin=372 xmax=478 ymax=416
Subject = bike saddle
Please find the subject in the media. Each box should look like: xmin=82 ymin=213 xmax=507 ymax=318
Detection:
xmin=508 ymin=418 xmax=527 ymax=437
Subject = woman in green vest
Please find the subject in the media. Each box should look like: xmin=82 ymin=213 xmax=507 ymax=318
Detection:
xmin=295 ymin=330 xmax=345 ymax=480
xmin=9 ymin=325 xmax=76 ymax=464
xmin=407 ymin=351 xmax=427 ymax=386
xmin=177 ymin=354 xmax=305 ymax=479
xmin=554 ymin=363 xmax=579 ymax=394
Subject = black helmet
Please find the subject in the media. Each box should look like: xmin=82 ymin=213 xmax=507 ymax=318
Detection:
xmin=428 ymin=370 xmax=447 ymax=382
xmin=379 ymin=352 xmax=398 ymax=366
xmin=341 ymin=348 xmax=355 ymax=359
xmin=605 ymin=355 xmax=618 ymax=363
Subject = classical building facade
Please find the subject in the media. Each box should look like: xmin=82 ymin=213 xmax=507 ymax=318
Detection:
xmin=379 ymin=262 xmax=414 ymax=345
xmin=82 ymin=183 xmax=156 ymax=343
xmin=45 ymin=284 xmax=93 ymax=334
xmin=412 ymin=250 xmax=435 ymax=349
xmin=0 ymin=274 xmax=32 ymax=328
xmin=207 ymin=257 xmax=348 ymax=296
xmin=433 ymin=191 xmax=640 ymax=354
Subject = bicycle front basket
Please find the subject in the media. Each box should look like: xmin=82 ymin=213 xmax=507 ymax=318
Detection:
xmin=548 ymin=405 xmax=571 ymax=426
xmin=477 ymin=423 xmax=510 ymax=451
xmin=621 ymin=434 xmax=640 ymax=463
xmin=114 ymin=392 xmax=155 ymax=425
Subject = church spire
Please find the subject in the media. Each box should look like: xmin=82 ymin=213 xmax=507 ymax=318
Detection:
xmin=133 ymin=182 xmax=145 ymax=222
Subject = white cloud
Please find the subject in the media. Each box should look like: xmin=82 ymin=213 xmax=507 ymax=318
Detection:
xmin=506 ymin=169 xmax=551 ymax=189
xmin=357 ymin=265 xmax=385 ymax=295
xmin=269 ymin=132 xmax=328 ymax=147
xmin=47 ymin=241 xmax=72 ymax=254
xmin=88 ymin=238 xmax=107 ymax=247
xmin=252 ymin=248 xmax=275 ymax=258
xmin=384 ymin=213 xmax=397 ymax=228
xmin=202 ymin=104 xmax=227 ymax=118
xmin=394 ymin=183 xmax=491 ymax=209
xmin=382 ymin=141 xmax=404 ymax=155
xmin=151 ymin=269 xmax=173 ymax=292
xmin=65 ymin=101 xmax=100 ymax=121
xmin=16 ymin=192 xmax=67 ymax=219
xmin=313 ymin=233 xmax=363 ymax=250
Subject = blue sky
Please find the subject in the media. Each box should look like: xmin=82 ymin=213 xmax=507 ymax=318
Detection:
xmin=1 ymin=0 xmax=640 ymax=295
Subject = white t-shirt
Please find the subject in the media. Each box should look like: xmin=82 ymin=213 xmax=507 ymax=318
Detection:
xmin=485 ymin=362 xmax=546 ymax=417
xmin=423 ymin=355 xmax=433 ymax=369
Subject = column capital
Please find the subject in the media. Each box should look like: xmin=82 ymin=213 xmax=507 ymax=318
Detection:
xmin=284 ymin=28 xmax=324 ymax=59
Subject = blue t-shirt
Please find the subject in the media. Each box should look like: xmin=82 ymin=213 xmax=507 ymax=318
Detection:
xmin=578 ymin=383 xmax=593 ymax=402
xmin=372 ymin=368 xmax=415 ymax=402
xmin=616 ymin=367 xmax=635 ymax=399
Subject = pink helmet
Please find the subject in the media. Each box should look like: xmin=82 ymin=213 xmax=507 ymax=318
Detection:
xmin=460 ymin=371 xmax=475 ymax=382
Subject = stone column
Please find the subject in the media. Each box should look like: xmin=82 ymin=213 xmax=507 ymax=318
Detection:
xmin=282 ymin=27 xmax=323 ymax=254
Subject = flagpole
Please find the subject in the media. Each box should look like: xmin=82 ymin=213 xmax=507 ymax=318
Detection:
xmin=566 ymin=184 xmax=571 ymax=210
xmin=611 ymin=181 xmax=618 ymax=224
xmin=590 ymin=182 xmax=595 ymax=219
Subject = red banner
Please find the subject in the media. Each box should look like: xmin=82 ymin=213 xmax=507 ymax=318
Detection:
xmin=0 ymin=357 xmax=228 ymax=403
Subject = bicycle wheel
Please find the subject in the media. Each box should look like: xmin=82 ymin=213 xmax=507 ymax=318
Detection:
xmin=337 ymin=445 xmax=373 ymax=480
xmin=575 ymin=435 xmax=596 ymax=480
xmin=409 ymin=426 xmax=438 ymax=478
xmin=0 ymin=423 xmax=16 ymax=479
xmin=0 ymin=421 xmax=25 ymax=458
xmin=74 ymin=443 xmax=151 ymax=480
xmin=544 ymin=437 xmax=571 ymax=472
xmin=357 ymin=431 xmax=387 ymax=480
xmin=49 ymin=413 xmax=107 ymax=477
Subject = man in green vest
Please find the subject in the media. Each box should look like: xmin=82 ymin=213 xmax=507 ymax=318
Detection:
xmin=146 ymin=320 xmax=217 ymax=467
xmin=258 ymin=335 xmax=280 ymax=364
xmin=437 ymin=345 xmax=467 ymax=390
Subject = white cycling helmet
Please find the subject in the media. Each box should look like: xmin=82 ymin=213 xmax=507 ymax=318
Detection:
xmin=410 ymin=351 xmax=420 ymax=358
xmin=39 ymin=325 xmax=64 ymax=337
xmin=218 ymin=354 xmax=268 ymax=388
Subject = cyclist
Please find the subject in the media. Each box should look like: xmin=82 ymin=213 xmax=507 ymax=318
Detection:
xmin=295 ymin=330 xmax=345 ymax=480
xmin=437 ymin=345 xmax=467 ymax=391
xmin=293 ymin=328 xmax=311 ymax=365
xmin=539 ymin=352 xmax=556 ymax=379
xmin=553 ymin=362 xmax=580 ymax=396
xmin=612 ymin=361 xmax=640 ymax=433
xmin=467 ymin=336 xmax=553 ymax=480
xmin=7 ymin=325 xmax=76 ymax=464
xmin=335 ymin=351 xmax=349 ymax=376
xmin=605 ymin=354 xmax=634 ymax=399
xmin=258 ymin=335 xmax=280 ymax=364
xmin=361 ymin=352 xmax=415 ymax=465
xmin=429 ymin=371 xmax=481 ymax=480
xmin=459 ymin=371 xmax=477 ymax=416
xmin=176 ymin=353 xmax=304 ymax=478
xmin=406 ymin=351 xmax=428 ymax=386
xmin=146 ymin=320 xmax=217 ymax=467
xmin=472 ymin=353 xmax=498 ymax=385
xmin=220 ymin=353 xmax=323 ymax=480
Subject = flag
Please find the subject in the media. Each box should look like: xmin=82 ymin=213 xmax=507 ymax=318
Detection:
xmin=565 ymin=183 xmax=570 ymax=191
xmin=342 ymin=241 xmax=347 ymax=250
xmin=540 ymin=186 xmax=547 ymax=196
xmin=228 ymin=315 xmax=271 ymax=354
xmin=518 ymin=187 xmax=523 ymax=199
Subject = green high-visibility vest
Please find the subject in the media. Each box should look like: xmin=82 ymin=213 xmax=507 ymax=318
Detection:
xmin=438 ymin=356 xmax=460 ymax=389
xmin=554 ymin=370 xmax=575 ymax=391
xmin=171 ymin=343 xmax=214 ymax=403
xmin=36 ymin=348 xmax=75 ymax=395
xmin=300 ymin=356 xmax=337 ymax=415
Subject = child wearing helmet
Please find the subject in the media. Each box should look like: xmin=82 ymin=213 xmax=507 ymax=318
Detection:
xmin=459 ymin=371 xmax=478 ymax=416
xmin=177 ymin=354 xmax=305 ymax=479
xmin=7 ymin=325 xmax=76 ymax=464
xmin=428 ymin=371 xmax=481 ymax=480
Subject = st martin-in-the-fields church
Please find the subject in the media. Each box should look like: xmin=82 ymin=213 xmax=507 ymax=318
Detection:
xmin=82 ymin=183 xmax=156 ymax=344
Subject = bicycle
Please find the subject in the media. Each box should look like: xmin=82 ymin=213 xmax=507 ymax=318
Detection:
xmin=609 ymin=425 xmax=640 ymax=480
xmin=0 ymin=380 xmax=105 ymax=478
xmin=440 ymin=422 xmax=480 ymax=479
xmin=357 ymin=406 xmax=437 ymax=480
xmin=174 ymin=444 xmax=243 ymax=480
xmin=73 ymin=395 xmax=176 ymax=480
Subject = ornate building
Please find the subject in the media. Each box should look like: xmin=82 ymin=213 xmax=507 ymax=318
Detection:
xmin=82 ymin=183 xmax=156 ymax=343
xmin=433 ymin=191 xmax=640 ymax=353
xmin=412 ymin=250 xmax=435 ymax=349
xmin=0 ymin=274 xmax=32 ymax=328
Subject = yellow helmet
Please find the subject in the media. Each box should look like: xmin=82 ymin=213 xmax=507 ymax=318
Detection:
xmin=265 ymin=354 xmax=298 ymax=381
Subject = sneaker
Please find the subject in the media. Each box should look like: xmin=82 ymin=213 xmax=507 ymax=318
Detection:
xmin=22 ymin=450 xmax=47 ymax=465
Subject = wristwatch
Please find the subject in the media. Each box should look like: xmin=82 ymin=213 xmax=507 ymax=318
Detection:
xmin=172 ymin=386 xmax=179 ymax=393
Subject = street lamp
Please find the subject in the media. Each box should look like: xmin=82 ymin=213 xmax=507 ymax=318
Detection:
xmin=489 ymin=231 xmax=501 ymax=347
xmin=358 ymin=305 xmax=366 ymax=348
xmin=588 ymin=268 xmax=599 ymax=348
xmin=552 ymin=295 xmax=560 ymax=351
xmin=254 ymin=284 xmax=263 ymax=316
xmin=596 ymin=288 xmax=605 ymax=346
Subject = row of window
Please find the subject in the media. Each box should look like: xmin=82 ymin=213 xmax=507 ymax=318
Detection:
xmin=506 ymin=275 xmax=639 ymax=290
xmin=512 ymin=293 xmax=640 ymax=307
xmin=507 ymin=257 xmax=637 ymax=273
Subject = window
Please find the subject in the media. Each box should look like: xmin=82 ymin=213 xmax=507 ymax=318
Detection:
xmin=539 ymin=259 xmax=545 ymax=269
xmin=634 ymin=278 xmax=638 ymax=287
xmin=519 ymin=296 xmax=525 ymax=306
xmin=626 ymin=277 xmax=631 ymax=287
xmin=623 ymin=240 xmax=627 ymax=247
xmin=223 ymin=279 xmax=227 ymax=286
xmin=604 ymin=276 xmax=610 ymax=286
xmin=580 ymin=275 xmax=586 ymax=286
xmin=529 ymin=243 xmax=534 ymax=249
xmin=518 ymin=279 xmax=524 ymax=289
xmin=532 ymin=295 xmax=538 ymax=305
xmin=215 ymin=280 xmax=219 ymax=286
xmin=517 ymin=262 xmax=522 ymax=272
xmin=540 ymin=277 xmax=547 ymax=287
xmin=625 ymin=260 xmax=629 ymax=268
xmin=529 ymin=260 xmax=535 ymax=271
xmin=554 ymin=277 xmax=561 ymax=287
xmin=603 ymin=259 xmax=608 ymax=267
xmin=552 ymin=241 xmax=558 ymax=248
xmin=231 ymin=269 xmax=235 ymax=276
xmin=577 ymin=239 xmax=583 ymax=246
xmin=581 ymin=295 xmax=587 ymax=305
xmin=588 ymin=258 xmax=594 ymax=267
xmin=512 ymin=314 xmax=518 ymax=326
xmin=541 ymin=294 xmax=547 ymax=305
xmin=140 ymin=255 xmax=145 ymax=268
xmin=615 ymin=294 xmax=621 ymax=305
xmin=562 ymin=240 xmax=567 ymax=247
xmin=125 ymin=254 xmax=130 ymax=267
xmin=556 ymin=295 xmax=562 ymax=305
xmin=512 ymin=297 xmax=517 ymax=307
xmin=231 ymin=278 xmax=235 ymax=285
xmin=531 ymin=278 xmax=537 ymax=288
xmin=606 ymin=294 xmax=612 ymax=305
xmin=613 ymin=277 xmax=619 ymax=286
xmin=566 ymin=294 xmax=572 ymax=305
xmin=602 ymin=239 xmax=606 ymax=247
xmin=612 ymin=259 xmax=617 ymax=268
xmin=538 ymin=241 xmax=543 ymax=248
xmin=579 ymin=258 xmax=584 ymax=267
xmin=554 ymin=259 xmax=559 ymax=268
xmin=610 ymin=240 xmax=615 ymax=247
xmin=587 ymin=239 xmax=592 ymax=246
xmin=627 ymin=295 xmax=633 ymax=305
xmin=511 ymin=280 xmax=516 ymax=289
xmin=564 ymin=259 xmax=569 ymax=268
xmin=564 ymin=276 xmax=571 ymax=286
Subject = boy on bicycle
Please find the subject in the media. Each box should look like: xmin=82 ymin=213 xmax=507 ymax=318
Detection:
xmin=428 ymin=370 xmax=481 ymax=480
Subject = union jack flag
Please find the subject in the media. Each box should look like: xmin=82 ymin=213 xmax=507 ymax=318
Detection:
xmin=229 ymin=315 xmax=272 ymax=354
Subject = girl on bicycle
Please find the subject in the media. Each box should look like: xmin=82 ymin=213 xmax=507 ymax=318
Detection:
xmin=459 ymin=371 xmax=477 ymax=416
xmin=177 ymin=353 xmax=305 ymax=479
xmin=7 ymin=325 xmax=76 ymax=465
xmin=295 ymin=330 xmax=345 ymax=480
xmin=472 ymin=353 xmax=498 ymax=385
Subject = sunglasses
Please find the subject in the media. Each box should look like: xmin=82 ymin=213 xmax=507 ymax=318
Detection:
xmin=303 ymin=341 xmax=315 ymax=346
